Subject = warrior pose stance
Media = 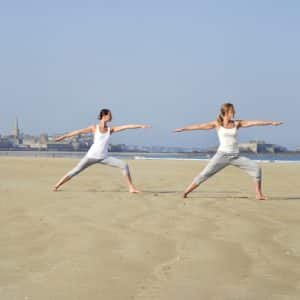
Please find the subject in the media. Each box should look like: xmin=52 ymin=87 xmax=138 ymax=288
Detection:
xmin=53 ymin=109 xmax=150 ymax=193
xmin=175 ymin=103 xmax=283 ymax=200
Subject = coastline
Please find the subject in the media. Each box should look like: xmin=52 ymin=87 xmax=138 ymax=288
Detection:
xmin=0 ymin=150 xmax=300 ymax=163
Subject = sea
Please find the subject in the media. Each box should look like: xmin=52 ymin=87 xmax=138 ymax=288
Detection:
xmin=0 ymin=151 xmax=300 ymax=163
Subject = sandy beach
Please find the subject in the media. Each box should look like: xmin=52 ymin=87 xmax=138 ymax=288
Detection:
xmin=0 ymin=156 xmax=299 ymax=300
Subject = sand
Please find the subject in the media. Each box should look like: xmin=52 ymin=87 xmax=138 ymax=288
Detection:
xmin=0 ymin=156 xmax=300 ymax=300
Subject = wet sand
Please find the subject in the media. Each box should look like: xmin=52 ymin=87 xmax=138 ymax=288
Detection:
xmin=0 ymin=157 xmax=300 ymax=300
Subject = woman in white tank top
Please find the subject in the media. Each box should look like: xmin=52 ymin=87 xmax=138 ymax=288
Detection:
xmin=175 ymin=103 xmax=283 ymax=200
xmin=217 ymin=124 xmax=239 ymax=154
xmin=86 ymin=124 xmax=112 ymax=160
xmin=53 ymin=109 xmax=150 ymax=193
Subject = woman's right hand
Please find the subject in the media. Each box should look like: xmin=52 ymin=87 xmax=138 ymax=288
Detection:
xmin=55 ymin=135 xmax=66 ymax=142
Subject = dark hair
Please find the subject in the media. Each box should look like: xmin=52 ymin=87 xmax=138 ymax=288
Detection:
xmin=98 ymin=109 xmax=111 ymax=120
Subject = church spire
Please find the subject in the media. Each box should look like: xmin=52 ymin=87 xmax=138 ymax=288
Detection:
xmin=13 ymin=117 xmax=20 ymax=138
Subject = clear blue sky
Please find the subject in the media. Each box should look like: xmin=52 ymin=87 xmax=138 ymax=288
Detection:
xmin=0 ymin=0 xmax=299 ymax=149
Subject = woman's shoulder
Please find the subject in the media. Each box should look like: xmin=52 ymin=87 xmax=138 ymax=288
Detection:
xmin=214 ymin=120 xmax=221 ymax=130
xmin=234 ymin=120 xmax=242 ymax=128
xmin=210 ymin=120 xmax=219 ymax=127
xmin=87 ymin=124 xmax=97 ymax=132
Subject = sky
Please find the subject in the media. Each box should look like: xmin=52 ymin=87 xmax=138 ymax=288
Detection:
xmin=0 ymin=0 xmax=299 ymax=149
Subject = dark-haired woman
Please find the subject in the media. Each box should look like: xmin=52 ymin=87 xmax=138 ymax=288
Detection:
xmin=53 ymin=109 xmax=150 ymax=193
xmin=175 ymin=103 xmax=283 ymax=200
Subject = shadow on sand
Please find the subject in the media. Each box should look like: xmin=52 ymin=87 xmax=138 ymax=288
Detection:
xmin=54 ymin=189 xmax=300 ymax=201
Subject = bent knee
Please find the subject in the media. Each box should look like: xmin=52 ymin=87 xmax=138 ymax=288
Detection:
xmin=256 ymin=166 xmax=262 ymax=181
xmin=121 ymin=163 xmax=129 ymax=175
xmin=250 ymin=165 xmax=262 ymax=181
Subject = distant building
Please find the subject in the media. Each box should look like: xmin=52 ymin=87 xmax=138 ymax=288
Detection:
xmin=39 ymin=134 xmax=49 ymax=144
xmin=6 ymin=117 xmax=23 ymax=146
xmin=0 ymin=138 xmax=13 ymax=149
xmin=12 ymin=117 xmax=20 ymax=139
xmin=23 ymin=135 xmax=37 ymax=147
xmin=239 ymin=140 xmax=286 ymax=153
xmin=203 ymin=140 xmax=287 ymax=154
xmin=110 ymin=144 xmax=127 ymax=152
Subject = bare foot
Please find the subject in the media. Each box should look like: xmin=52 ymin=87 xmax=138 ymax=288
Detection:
xmin=182 ymin=193 xmax=188 ymax=199
xmin=53 ymin=185 xmax=59 ymax=192
xmin=129 ymin=187 xmax=140 ymax=194
xmin=256 ymin=194 xmax=268 ymax=200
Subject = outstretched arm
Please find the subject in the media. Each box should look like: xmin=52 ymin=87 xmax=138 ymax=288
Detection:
xmin=238 ymin=120 xmax=283 ymax=128
xmin=111 ymin=124 xmax=151 ymax=133
xmin=55 ymin=126 xmax=94 ymax=142
xmin=174 ymin=121 xmax=217 ymax=132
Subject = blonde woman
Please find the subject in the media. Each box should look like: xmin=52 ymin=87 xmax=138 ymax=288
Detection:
xmin=175 ymin=103 xmax=283 ymax=200
xmin=53 ymin=109 xmax=150 ymax=193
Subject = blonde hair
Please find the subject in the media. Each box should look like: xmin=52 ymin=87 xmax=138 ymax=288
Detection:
xmin=217 ymin=103 xmax=236 ymax=126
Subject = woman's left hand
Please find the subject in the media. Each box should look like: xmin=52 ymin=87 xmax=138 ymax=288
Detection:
xmin=272 ymin=121 xmax=283 ymax=126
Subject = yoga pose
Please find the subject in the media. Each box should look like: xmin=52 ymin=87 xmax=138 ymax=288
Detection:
xmin=175 ymin=103 xmax=283 ymax=200
xmin=53 ymin=109 xmax=150 ymax=193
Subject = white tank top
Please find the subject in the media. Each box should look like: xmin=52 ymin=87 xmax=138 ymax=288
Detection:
xmin=86 ymin=125 xmax=111 ymax=159
xmin=217 ymin=123 xmax=239 ymax=153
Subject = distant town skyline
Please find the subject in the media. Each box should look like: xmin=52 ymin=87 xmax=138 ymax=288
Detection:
xmin=0 ymin=117 xmax=295 ymax=153
xmin=0 ymin=1 xmax=299 ymax=148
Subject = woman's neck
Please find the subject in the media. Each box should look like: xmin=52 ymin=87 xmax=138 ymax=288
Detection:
xmin=223 ymin=117 xmax=233 ymax=127
xmin=99 ymin=120 xmax=107 ymax=128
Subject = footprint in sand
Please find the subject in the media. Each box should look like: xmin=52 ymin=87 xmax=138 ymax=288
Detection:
xmin=134 ymin=256 xmax=180 ymax=300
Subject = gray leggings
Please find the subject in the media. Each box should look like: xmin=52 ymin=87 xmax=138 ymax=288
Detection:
xmin=193 ymin=152 xmax=262 ymax=185
xmin=66 ymin=155 xmax=130 ymax=178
